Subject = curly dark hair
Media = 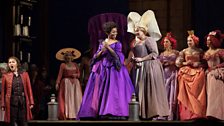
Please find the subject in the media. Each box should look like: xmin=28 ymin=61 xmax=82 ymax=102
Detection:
xmin=102 ymin=21 xmax=118 ymax=34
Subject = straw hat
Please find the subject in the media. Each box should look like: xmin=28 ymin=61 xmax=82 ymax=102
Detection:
xmin=56 ymin=48 xmax=81 ymax=61
xmin=127 ymin=10 xmax=162 ymax=41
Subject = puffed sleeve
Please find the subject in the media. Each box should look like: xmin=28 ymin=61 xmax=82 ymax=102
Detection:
xmin=144 ymin=37 xmax=159 ymax=60
xmin=175 ymin=49 xmax=185 ymax=67
xmin=216 ymin=49 xmax=224 ymax=68
xmin=90 ymin=40 xmax=104 ymax=69
xmin=113 ymin=42 xmax=124 ymax=70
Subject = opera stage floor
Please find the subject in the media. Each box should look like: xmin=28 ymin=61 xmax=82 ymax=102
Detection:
xmin=1 ymin=119 xmax=223 ymax=126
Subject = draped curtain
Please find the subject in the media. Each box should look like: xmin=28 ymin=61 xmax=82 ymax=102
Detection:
xmin=88 ymin=13 xmax=131 ymax=57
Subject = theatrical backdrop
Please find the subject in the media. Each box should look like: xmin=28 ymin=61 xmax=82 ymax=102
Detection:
xmin=0 ymin=0 xmax=224 ymax=81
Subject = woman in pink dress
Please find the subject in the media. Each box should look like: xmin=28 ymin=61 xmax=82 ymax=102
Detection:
xmin=203 ymin=30 xmax=224 ymax=120
xmin=55 ymin=48 xmax=82 ymax=120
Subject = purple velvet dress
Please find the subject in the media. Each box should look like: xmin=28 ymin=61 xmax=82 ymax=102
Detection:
xmin=77 ymin=40 xmax=134 ymax=119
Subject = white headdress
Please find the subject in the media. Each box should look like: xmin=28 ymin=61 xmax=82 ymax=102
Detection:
xmin=127 ymin=10 xmax=162 ymax=41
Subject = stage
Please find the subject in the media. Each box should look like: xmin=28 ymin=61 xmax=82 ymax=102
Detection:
xmin=1 ymin=119 xmax=223 ymax=126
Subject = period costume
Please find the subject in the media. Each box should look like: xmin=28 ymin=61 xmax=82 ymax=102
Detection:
xmin=159 ymin=33 xmax=179 ymax=120
xmin=176 ymin=31 xmax=206 ymax=120
xmin=127 ymin=10 xmax=169 ymax=119
xmin=204 ymin=30 xmax=224 ymax=120
xmin=204 ymin=49 xmax=224 ymax=120
xmin=1 ymin=71 xmax=34 ymax=124
xmin=159 ymin=53 xmax=179 ymax=120
xmin=56 ymin=48 xmax=82 ymax=120
xmin=77 ymin=40 xmax=134 ymax=119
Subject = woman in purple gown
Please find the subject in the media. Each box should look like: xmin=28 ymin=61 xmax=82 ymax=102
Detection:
xmin=159 ymin=32 xmax=179 ymax=120
xmin=77 ymin=21 xmax=134 ymax=120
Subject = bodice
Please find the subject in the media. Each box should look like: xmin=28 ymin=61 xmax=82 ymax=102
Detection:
xmin=132 ymin=43 xmax=149 ymax=57
xmin=204 ymin=50 xmax=224 ymax=68
xmin=63 ymin=64 xmax=78 ymax=78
